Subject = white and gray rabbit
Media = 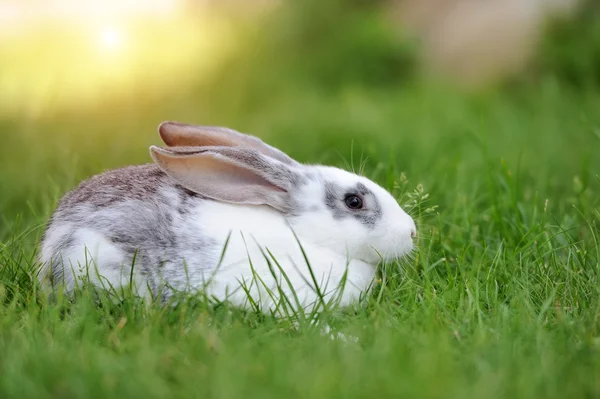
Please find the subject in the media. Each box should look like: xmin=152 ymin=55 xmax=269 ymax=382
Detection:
xmin=39 ymin=122 xmax=416 ymax=312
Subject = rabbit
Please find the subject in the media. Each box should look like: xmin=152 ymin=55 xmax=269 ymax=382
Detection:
xmin=38 ymin=122 xmax=416 ymax=313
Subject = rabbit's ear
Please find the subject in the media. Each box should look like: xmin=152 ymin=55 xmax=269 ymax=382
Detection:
xmin=158 ymin=121 xmax=299 ymax=166
xmin=150 ymin=145 xmax=301 ymax=212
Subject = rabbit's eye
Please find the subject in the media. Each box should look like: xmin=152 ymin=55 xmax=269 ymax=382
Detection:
xmin=344 ymin=194 xmax=363 ymax=210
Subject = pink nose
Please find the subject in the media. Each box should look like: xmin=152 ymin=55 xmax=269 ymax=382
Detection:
xmin=410 ymin=228 xmax=416 ymax=238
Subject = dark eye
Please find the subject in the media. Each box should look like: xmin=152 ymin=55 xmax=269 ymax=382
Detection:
xmin=344 ymin=194 xmax=363 ymax=210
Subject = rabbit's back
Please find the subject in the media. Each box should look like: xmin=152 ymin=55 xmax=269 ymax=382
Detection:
xmin=60 ymin=164 xmax=171 ymax=208
xmin=39 ymin=165 xmax=218 ymax=296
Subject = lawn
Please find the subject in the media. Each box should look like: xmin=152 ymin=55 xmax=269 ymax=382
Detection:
xmin=1 ymin=2 xmax=599 ymax=398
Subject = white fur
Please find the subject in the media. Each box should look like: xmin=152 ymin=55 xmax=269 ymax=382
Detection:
xmin=41 ymin=225 xmax=149 ymax=298
xmin=192 ymin=200 xmax=377 ymax=312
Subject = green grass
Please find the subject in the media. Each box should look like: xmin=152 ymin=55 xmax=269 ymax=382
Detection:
xmin=1 ymin=5 xmax=600 ymax=398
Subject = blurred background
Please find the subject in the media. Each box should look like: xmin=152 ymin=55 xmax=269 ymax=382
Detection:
xmin=0 ymin=0 xmax=599 ymax=236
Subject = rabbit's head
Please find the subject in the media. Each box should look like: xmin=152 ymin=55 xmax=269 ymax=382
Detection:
xmin=151 ymin=122 xmax=416 ymax=266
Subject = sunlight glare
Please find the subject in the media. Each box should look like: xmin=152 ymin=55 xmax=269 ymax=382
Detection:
xmin=98 ymin=26 xmax=124 ymax=52
xmin=0 ymin=0 xmax=237 ymax=114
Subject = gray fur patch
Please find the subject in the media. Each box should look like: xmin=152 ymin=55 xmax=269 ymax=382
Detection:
xmin=324 ymin=181 xmax=382 ymax=228
xmin=42 ymin=164 xmax=220 ymax=299
xmin=176 ymin=186 xmax=202 ymax=215
xmin=48 ymin=232 xmax=75 ymax=284
xmin=325 ymin=182 xmax=347 ymax=220
xmin=61 ymin=165 xmax=168 ymax=208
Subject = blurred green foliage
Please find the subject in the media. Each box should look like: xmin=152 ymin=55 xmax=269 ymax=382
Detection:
xmin=538 ymin=0 xmax=600 ymax=88
xmin=261 ymin=0 xmax=417 ymax=89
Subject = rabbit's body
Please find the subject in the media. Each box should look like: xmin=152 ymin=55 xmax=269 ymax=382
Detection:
xmin=40 ymin=122 xmax=415 ymax=312
xmin=40 ymin=165 xmax=374 ymax=308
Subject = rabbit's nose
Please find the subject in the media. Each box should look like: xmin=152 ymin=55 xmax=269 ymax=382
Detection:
xmin=410 ymin=228 xmax=416 ymax=238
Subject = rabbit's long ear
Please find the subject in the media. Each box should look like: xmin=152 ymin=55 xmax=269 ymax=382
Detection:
xmin=158 ymin=121 xmax=299 ymax=166
xmin=150 ymin=145 xmax=301 ymax=212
